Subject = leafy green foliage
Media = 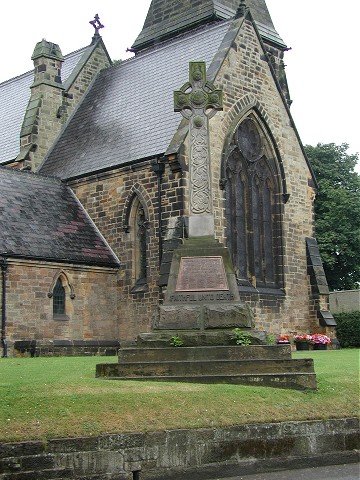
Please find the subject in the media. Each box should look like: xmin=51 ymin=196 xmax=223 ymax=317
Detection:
xmin=231 ymin=328 xmax=252 ymax=345
xmin=170 ymin=335 xmax=184 ymax=347
xmin=266 ymin=333 xmax=277 ymax=345
xmin=334 ymin=311 xmax=360 ymax=347
xmin=305 ymin=143 xmax=360 ymax=290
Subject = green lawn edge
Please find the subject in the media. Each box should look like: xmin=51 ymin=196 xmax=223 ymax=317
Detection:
xmin=0 ymin=349 xmax=358 ymax=443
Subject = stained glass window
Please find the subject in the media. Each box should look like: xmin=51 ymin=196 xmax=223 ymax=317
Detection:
xmin=224 ymin=118 xmax=282 ymax=289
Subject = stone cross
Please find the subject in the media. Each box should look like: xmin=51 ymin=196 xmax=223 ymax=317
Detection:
xmin=174 ymin=61 xmax=223 ymax=237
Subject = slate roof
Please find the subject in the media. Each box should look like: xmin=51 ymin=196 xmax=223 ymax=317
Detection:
xmin=0 ymin=46 xmax=94 ymax=165
xmin=0 ymin=167 xmax=119 ymax=267
xmin=132 ymin=0 xmax=286 ymax=51
xmin=39 ymin=21 xmax=231 ymax=179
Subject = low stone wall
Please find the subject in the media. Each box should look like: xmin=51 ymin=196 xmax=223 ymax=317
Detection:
xmin=329 ymin=290 xmax=360 ymax=314
xmin=13 ymin=340 xmax=120 ymax=357
xmin=0 ymin=418 xmax=358 ymax=479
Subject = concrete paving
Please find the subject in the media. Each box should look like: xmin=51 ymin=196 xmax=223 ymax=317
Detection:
xmin=210 ymin=462 xmax=360 ymax=480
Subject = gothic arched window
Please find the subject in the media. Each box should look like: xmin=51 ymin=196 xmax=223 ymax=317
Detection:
xmin=48 ymin=270 xmax=75 ymax=320
xmin=134 ymin=202 xmax=148 ymax=283
xmin=53 ymin=277 xmax=66 ymax=316
xmin=224 ymin=116 xmax=283 ymax=290
xmin=127 ymin=195 xmax=149 ymax=293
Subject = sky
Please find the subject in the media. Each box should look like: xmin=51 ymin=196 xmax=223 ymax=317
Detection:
xmin=1 ymin=0 xmax=359 ymax=170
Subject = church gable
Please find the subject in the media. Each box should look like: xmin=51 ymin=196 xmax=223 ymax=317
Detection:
xmin=0 ymin=47 xmax=90 ymax=166
xmin=38 ymin=4 xmax=294 ymax=181
xmin=205 ymin=11 xmax=315 ymax=190
xmin=0 ymin=33 xmax=111 ymax=171
xmin=157 ymin=10 xmax=319 ymax=333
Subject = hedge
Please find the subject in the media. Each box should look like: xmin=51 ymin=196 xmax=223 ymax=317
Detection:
xmin=334 ymin=311 xmax=360 ymax=348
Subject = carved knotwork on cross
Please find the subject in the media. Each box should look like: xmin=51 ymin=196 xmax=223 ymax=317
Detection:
xmin=174 ymin=62 xmax=223 ymax=236
xmin=174 ymin=62 xmax=223 ymax=122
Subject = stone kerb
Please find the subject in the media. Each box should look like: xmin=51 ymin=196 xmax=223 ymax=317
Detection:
xmin=0 ymin=418 xmax=358 ymax=479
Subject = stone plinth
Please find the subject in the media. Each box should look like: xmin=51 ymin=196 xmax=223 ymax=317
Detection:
xmin=155 ymin=303 xmax=254 ymax=330
xmin=156 ymin=236 xmax=254 ymax=330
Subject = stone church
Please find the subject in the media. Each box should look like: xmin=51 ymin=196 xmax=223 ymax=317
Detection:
xmin=0 ymin=0 xmax=335 ymax=357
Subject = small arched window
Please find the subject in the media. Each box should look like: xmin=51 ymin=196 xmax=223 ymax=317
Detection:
xmin=48 ymin=270 xmax=74 ymax=320
xmin=134 ymin=202 xmax=148 ymax=283
xmin=127 ymin=195 xmax=149 ymax=293
xmin=53 ymin=277 xmax=65 ymax=317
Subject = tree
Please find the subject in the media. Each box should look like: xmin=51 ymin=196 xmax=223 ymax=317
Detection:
xmin=305 ymin=143 xmax=360 ymax=290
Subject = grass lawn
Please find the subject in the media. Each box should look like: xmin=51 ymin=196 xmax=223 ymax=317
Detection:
xmin=0 ymin=349 xmax=358 ymax=443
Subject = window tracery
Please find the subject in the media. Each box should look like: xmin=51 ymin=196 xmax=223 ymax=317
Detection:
xmin=223 ymin=116 xmax=283 ymax=290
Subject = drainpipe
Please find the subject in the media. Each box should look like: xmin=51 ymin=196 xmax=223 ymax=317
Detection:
xmin=0 ymin=256 xmax=8 ymax=358
xmin=151 ymin=157 xmax=165 ymax=266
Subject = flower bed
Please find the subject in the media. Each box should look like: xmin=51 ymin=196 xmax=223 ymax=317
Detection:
xmin=276 ymin=335 xmax=291 ymax=344
xmin=274 ymin=334 xmax=332 ymax=350
xmin=311 ymin=334 xmax=331 ymax=345
xmin=293 ymin=334 xmax=313 ymax=344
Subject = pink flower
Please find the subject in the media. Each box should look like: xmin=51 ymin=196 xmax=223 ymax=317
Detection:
xmin=311 ymin=334 xmax=331 ymax=344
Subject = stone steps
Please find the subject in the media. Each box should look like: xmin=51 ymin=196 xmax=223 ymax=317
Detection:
xmin=96 ymin=344 xmax=317 ymax=390
xmin=118 ymin=345 xmax=292 ymax=362
xmin=97 ymin=358 xmax=314 ymax=376
xmin=96 ymin=371 xmax=316 ymax=390
xmin=136 ymin=329 xmax=267 ymax=347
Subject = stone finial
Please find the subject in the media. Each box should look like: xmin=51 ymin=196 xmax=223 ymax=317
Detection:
xmin=89 ymin=14 xmax=105 ymax=35
xmin=235 ymin=0 xmax=247 ymax=18
xmin=30 ymin=39 xmax=64 ymax=90
xmin=31 ymin=39 xmax=63 ymax=61
xmin=89 ymin=14 xmax=104 ymax=43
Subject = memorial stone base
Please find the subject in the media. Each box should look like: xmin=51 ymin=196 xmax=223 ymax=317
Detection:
xmin=155 ymin=236 xmax=254 ymax=331
xmin=96 ymin=237 xmax=317 ymax=390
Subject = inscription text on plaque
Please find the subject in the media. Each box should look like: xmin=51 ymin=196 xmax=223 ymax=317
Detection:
xmin=176 ymin=256 xmax=229 ymax=292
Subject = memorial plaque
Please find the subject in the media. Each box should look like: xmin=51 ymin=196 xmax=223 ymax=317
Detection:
xmin=176 ymin=256 xmax=229 ymax=291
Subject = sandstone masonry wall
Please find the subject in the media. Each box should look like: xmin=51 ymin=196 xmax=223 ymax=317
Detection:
xmin=70 ymin=161 xmax=184 ymax=342
xmin=17 ymin=42 xmax=111 ymax=171
xmin=59 ymin=43 xmax=111 ymax=124
xmin=68 ymin=17 xmax=321 ymax=341
xmin=3 ymin=260 xmax=118 ymax=350
xmin=0 ymin=418 xmax=358 ymax=479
